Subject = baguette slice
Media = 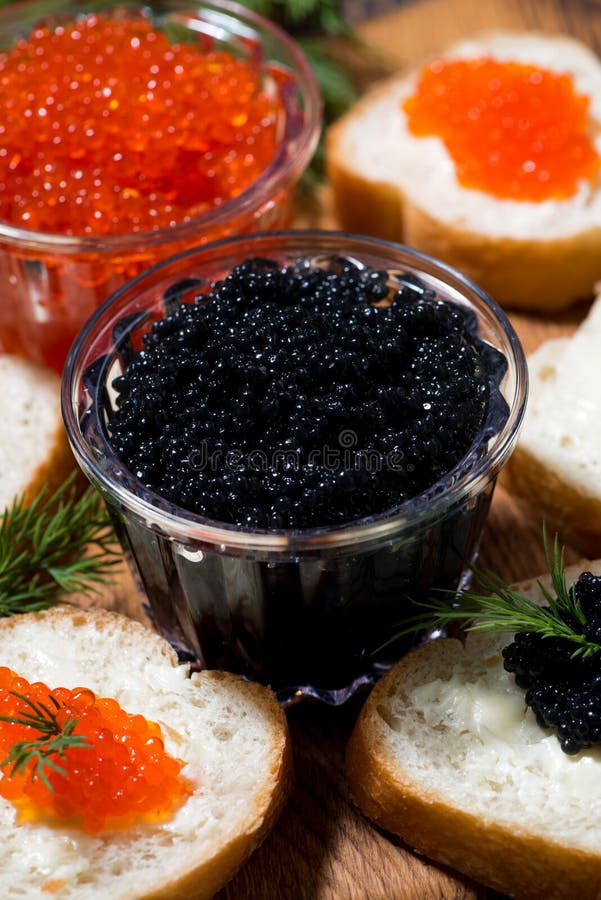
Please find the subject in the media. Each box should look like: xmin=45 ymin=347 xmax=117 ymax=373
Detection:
xmin=347 ymin=561 xmax=601 ymax=900
xmin=0 ymin=354 xmax=74 ymax=509
xmin=0 ymin=606 xmax=291 ymax=900
xmin=326 ymin=31 xmax=601 ymax=311
xmin=507 ymin=295 xmax=601 ymax=556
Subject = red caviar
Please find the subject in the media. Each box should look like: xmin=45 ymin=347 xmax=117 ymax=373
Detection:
xmin=0 ymin=13 xmax=282 ymax=235
xmin=403 ymin=56 xmax=600 ymax=201
xmin=0 ymin=667 xmax=191 ymax=833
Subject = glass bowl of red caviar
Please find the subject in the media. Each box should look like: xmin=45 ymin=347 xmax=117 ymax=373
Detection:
xmin=62 ymin=230 xmax=528 ymax=705
xmin=0 ymin=0 xmax=321 ymax=372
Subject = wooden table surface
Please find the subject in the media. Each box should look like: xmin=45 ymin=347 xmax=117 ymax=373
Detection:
xmin=98 ymin=1 xmax=601 ymax=897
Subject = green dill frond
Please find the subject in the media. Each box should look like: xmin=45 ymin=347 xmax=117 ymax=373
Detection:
xmin=0 ymin=474 xmax=119 ymax=618
xmin=387 ymin=527 xmax=601 ymax=659
xmin=0 ymin=690 xmax=90 ymax=791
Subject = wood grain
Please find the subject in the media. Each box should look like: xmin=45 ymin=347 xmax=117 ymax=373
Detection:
xmin=98 ymin=1 xmax=601 ymax=897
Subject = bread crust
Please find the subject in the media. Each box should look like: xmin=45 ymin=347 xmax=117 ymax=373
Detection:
xmin=503 ymin=306 xmax=601 ymax=557
xmin=0 ymin=355 xmax=78 ymax=507
xmin=25 ymin=424 xmax=78 ymax=504
xmin=403 ymin=203 xmax=601 ymax=312
xmin=327 ymin=125 xmax=402 ymax=242
xmin=507 ymin=446 xmax=601 ymax=558
xmin=0 ymin=606 xmax=292 ymax=900
xmin=24 ymin=361 xmax=78 ymax=502
xmin=347 ymin=596 xmax=601 ymax=899
xmin=326 ymin=38 xmax=601 ymax=312
xmin=145 ymin=670 xmax=293 ymax=900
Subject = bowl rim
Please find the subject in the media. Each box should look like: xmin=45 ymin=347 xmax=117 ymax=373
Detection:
xmin=61 ymin=229 xmax=529 ymax=554
xmin=0 ymin=0 xmax=321 ymax=253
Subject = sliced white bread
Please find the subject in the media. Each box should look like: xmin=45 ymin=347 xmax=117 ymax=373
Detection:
xmin=347 ymin=561 xmax=601 ymax=899
xmin=0 ymin=606 xmax=291 ymax=899
xmin=507 ymin=295 xmax=601 ymax=556
xmin=0 ymin=354 xmax=74 ymax=509
xmin=326 ymin=31 xmax=601 ymax=311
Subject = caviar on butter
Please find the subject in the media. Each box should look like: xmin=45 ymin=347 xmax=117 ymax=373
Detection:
xmin=0 ymin=668 xmax=190 ymax=832
xmin=403 ymin=56 xmax=600 ymax=201
xmin=503 ymin=571 xmax=601 ymax=755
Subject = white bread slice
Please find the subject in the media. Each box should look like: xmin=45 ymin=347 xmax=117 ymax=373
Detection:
xmin=0 ymin=354 xmax=74 ymax=509
xmin=0 ymin=606 xmax=291 ymax=899
xmin=347 ymin=561 xmax=601 ymax=899
xmin=507 ymin=295 xmax=601 ymax=556
xmin=326 ymin=31 xmax=601 ymax=311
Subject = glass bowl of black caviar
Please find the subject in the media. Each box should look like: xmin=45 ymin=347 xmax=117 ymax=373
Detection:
xmin=62 ymin=230 xmax=528 ymax=705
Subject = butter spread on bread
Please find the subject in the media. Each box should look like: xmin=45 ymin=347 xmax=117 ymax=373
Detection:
xmin=347 ymin=562 xmax=601 ymax=899
xmin=0 ymin=607 xmax=291 ymax=899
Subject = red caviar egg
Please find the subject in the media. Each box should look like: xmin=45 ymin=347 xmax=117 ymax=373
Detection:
xmin=403 ymin=56 xmax=600 ymax=201
xmin=0 ymin=13 xmax=282 ymax=236
xmin=0 ymin=669 xmax=191 ymax=833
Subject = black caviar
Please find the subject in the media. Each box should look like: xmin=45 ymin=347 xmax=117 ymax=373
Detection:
xmin=502 ymin=571 xmax=601 ymax=755
xmin=109 ymin=257 xmax=491 ymax=529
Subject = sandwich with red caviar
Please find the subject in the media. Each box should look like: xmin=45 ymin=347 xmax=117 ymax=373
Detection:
xmin=327 ymin=31 xmax=601 ymax=310
xmin=0 ymin=606 xmax=291 ymax=899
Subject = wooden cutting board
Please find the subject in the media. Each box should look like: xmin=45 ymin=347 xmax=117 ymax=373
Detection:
xmin=98 ymin=0 xmax=601 ymax=897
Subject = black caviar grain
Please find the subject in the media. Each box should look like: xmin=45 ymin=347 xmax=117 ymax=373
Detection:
xmin=109 ymin=256 xmax=492 ymax=530
xmin=502 ymin=571 xmax=601 ymax=754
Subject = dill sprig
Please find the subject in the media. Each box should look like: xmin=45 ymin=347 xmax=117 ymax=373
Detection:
xmin=240 ymin=0 xmax=351 ymax=38
xmin=0 ymin=475 xmax=120 ymax=617
xmin=239 ymin=0 xmax=358 ymax=182
xmin=393 ymin=527 xmax=601 ymax=660
xmin=0 ymin=691 xmax=90 ymax=791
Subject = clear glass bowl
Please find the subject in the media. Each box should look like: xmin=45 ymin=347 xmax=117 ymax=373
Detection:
xmin=0 ymin=0 xmax=320 ymax=371
xmin=62 ymin=230 xmax=528 ymax=705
